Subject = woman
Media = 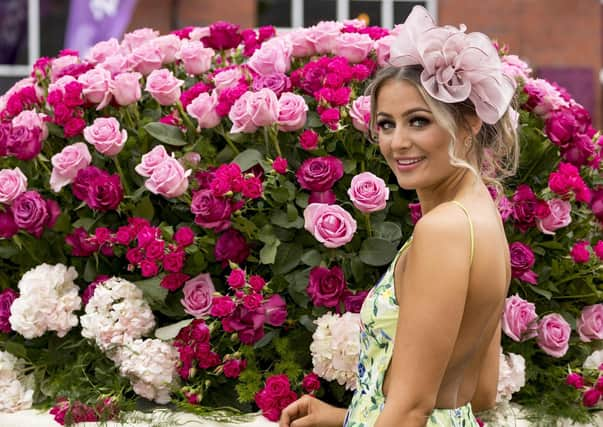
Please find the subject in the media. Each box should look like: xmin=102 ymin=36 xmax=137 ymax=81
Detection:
xmin=280 ymin=6 xmax=518 ymax=427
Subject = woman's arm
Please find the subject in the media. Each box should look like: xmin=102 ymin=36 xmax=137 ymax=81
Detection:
xmin=471 ymin=322 xmax=501 ymax=413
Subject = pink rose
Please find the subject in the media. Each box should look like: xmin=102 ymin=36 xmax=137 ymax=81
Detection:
xmin=86 ymin=38 xmax=121 ymax=64
xmin=304 ymin=203 xmax=357 ymax=248
xmin=536 ymin=313 xmax=571 ymax=358
xmin=349 ymin=95 xmax=371 ymax=133
xmin=213 ymin=68 xmax=243 ymax=93
xmin=248 ymin=37 xmax=292 ymax=76
xmin=111 ymin=72 xmax=142 ymax=106
xmin=121 ymin=28 xmax=160 ymax=53
xmin=264 ymin=294 xmax=287 ymax=326
xmin=155 ymin=34 xmax=181 ymax=64
xmin=181 ymin=273 xmax=215 ymax=318
xmin=287 ymin=29 xmax=316 ymax=57
xmin=12 ymin=110 xmax=48 ymax=140
xmin=83 ymin=117 xmax=127 ymax=156
xmin=306 ymin=21 xmax=343 ymax=54
xmin=334 ymin=32 xmax=373 ymax=63
xmin=374 ymin=35 xmax=395 ymax=66
xmin=0 ymin=167 xmax=27 ymax=204
xmin=277 ymin=92 xmax=308 ymax=131
xmin=186 ymin=91 xmax=221 ymax=130
xmin=577 ymin=304 xmax=603 ymax=342
xmin=190 ymin=26 xmax=211 ymax=41
xmin=50 ymin=143 xmax=92 ymax=192
xmin=501 ymin=294 xmax=538 ymax=342
xmin=98 ymin=54 xmax=129 ymax=75
xmin=135 ymin=145 xmax=170 ymax=177
xmin=228 ymin=91 xmax=256 ymax=133
xmin=145 ymin=69 xmax=184 ymax=106
xmin=50 ymin=55 xmax=80 ymax=82
xmin=177 ymin=40 xmax=214 ymax=75
xmin=78 ymin=67 xmax=113 ymax=109
xmin=129 ymin=43 xmax=163 ymax=75
xmin=145 ymin=156 xmax=191 ymax=198
xmin=347 ymin=171 xmax=389 ymax=213
xmin=248 ymin=88 xmax=279 ymax=127
xmin=536 ymin=199 xmax=571 ymax=235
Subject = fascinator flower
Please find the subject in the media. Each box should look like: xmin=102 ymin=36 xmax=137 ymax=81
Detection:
xmin=389 ymin=6 xmax=516 ymax=124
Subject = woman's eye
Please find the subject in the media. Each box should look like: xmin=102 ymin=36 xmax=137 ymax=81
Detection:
xmin=409 ymin=117 xmax=430 ymax=127
xmin=377 ymin=120 xmax=394 ymax=130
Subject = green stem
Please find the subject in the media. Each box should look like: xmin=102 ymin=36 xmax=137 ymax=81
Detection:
xmin=113 ymin=156 xmax=131 ymax=195
xmin=364 ymin=213 xmax=372 ymax=237
xmin=552 ymin=293 xmax=600 ymax=300
xmin=222 ymin=128 xmax=240 ymax=155
xmin=124 ymin=106 xmax=136 ymax=131
xmin=176 ymin=101 xmax=196 ymax=133
xmin=271 ymin=126 xmax=282 ymax=158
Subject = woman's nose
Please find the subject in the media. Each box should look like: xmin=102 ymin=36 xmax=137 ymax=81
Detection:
xmin=390 ymin=128 xmax=412 ymax=150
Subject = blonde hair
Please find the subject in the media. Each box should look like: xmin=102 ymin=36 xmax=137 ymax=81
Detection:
xmin=365 ymin=66 xmax=519 ymax=194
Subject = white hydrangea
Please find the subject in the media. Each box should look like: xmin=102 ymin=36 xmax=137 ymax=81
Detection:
xmin=310 ymin=311 xmax=361 ymax=390
xmin=112 ymin=338 xmax=179 ymax=404
xmin=583 ymin=349 xmax=603 ymax=370
xmin=80 ymin=277 xmax=155 ymax=352
xmin=9 ymin=263 xmax=81 ymax=339
xmin=496 ymin=347 xmax=526 ymax=403
xmin=0 ymin=350 xmax=34 ymax=412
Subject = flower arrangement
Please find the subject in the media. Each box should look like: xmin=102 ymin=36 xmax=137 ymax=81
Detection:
xmin=0 ymin=16 xmax=600 ymax=426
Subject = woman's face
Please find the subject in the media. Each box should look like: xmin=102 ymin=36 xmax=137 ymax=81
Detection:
xmin=375 ymin=79 xmax=468 ymax=191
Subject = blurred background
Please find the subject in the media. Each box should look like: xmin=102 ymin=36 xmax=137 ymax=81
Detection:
xmin=1 ymin=0 xmax=601 ymax=126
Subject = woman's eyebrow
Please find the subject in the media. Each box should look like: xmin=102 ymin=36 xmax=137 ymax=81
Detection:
xmin=376 ymin=107 xmax=431 ymax=118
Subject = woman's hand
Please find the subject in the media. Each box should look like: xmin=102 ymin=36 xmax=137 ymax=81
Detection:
xmin=279 ymin=395 xmax=347 ymax=427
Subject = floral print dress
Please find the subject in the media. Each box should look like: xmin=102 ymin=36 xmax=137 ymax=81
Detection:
xmin=343 ymin=227 xmax=480 ymax=427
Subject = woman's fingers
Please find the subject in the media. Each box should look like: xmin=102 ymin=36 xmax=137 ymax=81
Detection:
xmin=279 ymin=397 xmax=309 ymax=427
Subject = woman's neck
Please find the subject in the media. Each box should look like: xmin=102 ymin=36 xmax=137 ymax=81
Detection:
xmin=416 ymin=169 xmax=480 ymax=215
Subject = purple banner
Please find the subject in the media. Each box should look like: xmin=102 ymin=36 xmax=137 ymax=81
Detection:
xmin=64 ymin=0 xmax=138 ymax=56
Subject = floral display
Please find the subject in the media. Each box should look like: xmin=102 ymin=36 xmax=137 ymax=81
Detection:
xmin=0 ymin=16 xmax=600 ymax=427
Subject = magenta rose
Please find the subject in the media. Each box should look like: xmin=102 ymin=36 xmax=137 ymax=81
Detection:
xmin=50 ymin=143 xmax=92 ymax=192
xmin=227 ymin=269 xmax=246 ymax=289
xmin=264 ymin=294 xmax=287 ymax=326
xmin=83 ymin=117 xmax=127 ymax=156
xmin=222 ymin=304 xmax=265 ymax=344
xmin=299 ymin=129 xmax=319 ymax=150
xmin=296 ymin=156 xmax=344 ymax=192
xmin=65 ymin=227 xmax=99 ymax=256
xmin=190 ymin=189 xmax=233 ymax=231
xmin=0 ymin=167 xmax=27 ymax=204
xmin=408 ymin=202 xmax=423 ymax=224
xmin=309 ymin=189 xmax=336 ymax=205
xmin=0 ymin=288 xmax=18 ymax=333
xmin=181 ymin=273 xmax=215 ymax=318
xmin=11 ymin=191 xmax=59 ymax=238
xmin=302 ymin=373 xmax=321 ymax=393
xmin=145 ymin=157 xmax=191 ymax=198
xmin=277 ymin=92 xmax=308 ymax=131
xmin=545 ymin=109 xmax=577 ymax=145
xmin=562 ymin=133 xmax=596 ymax=167
xmin=186 ymin=91 xmax=221 ymax=130
xmin=214 ymin=229 xmax=250 ymax=266
xmin=304 ymin=203 xmax=357 ymax=248
xmin=511 ymin=184 xmax=545 ymax=231
xmin=210 ymin=296 xmax=236 ymax=317
xmin=7 ymin=126 xmax=42 ymax=160
xmin=145 ymin=69 xmax=184 ymax=106
xmin=536 ymin=313 xmax=571 ymax=358
xmin=583 ymin=388 xmax=602 ymax=407
xmin=594 ymin=240 xmax=603 ymax=261
xmin=347 ymin=172 xmax=389 ymax=213
xmin=509 ymin=242 xmax=538 ymax=284
xmin=0 ymin=209 xmax=18 ymax=238
xmin=307 ymin=266 xmax=347 ymax=308
xmin=536 ymin=199 xmax=572 ymax=235
xmin=86 ymin=171 xmax=123 ymax=211
xmin=344 ymin=290 xmax=369 ymax=313
xmin=174 ymin=226 xmax=195 ymax=247
xmin=135 ymin=145 xmax=170 ymax=178
xmin=202 ymin=21 xmax=242 ymax=50
xmin=570 ymin=241 xmax=591 ymax=264
xmin=223 ymin=359 xmax=247 ymax=379
xmin=501 ymin=294 xmax=539 ymax=342
xmin=577 ymin=304 xmax=603 ymax=342
xmin=566 ymin=373 xmax=585 ymax=389
xmin=110 ymin=72 xmax=142 ymax=106
xmin=590 ymin=188 xmax=603 ymax=222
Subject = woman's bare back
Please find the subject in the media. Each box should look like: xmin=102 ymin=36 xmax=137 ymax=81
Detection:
xmin=382 ymin=191 xmax=511 ymax=409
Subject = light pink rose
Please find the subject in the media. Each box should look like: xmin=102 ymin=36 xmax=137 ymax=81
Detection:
xmin=155 ymin=34 xmax=181 ymax=64
xmin=145 ymin=69 xmax=184 ymax=106
xmin=502 ymin=55 xmax=532 ymax=81
xmin=86 ymin=38 xmax=121 ymax=64
xmin=303 ymin=203 xmax=357 ymax=248
xmin=83 ymin=117 xmax=127 ymax=156
xmin=135 ymin=145 xmax=170 ymax=177
xmin=286 ymin=29 xmax=316 ymax=57
xmin=347 ymin=172 xmax=389 ymax=213
xmin=48 ymin=75 xmax=76 ymax=94
xmin=277 ymin=92 xmax=308 ymax=131
xmin=130 ymin=43 xmax=163 ymax=75
xmin=189 ymin=26 xmax=211 ymax=41
xmin=186 ymin=91 xmax=221 ymax=130
xmin=501 ymin=294 xmax=539 ymax=342
xmin=537 ymin=313 xmax=571 ymax=358
xmin=249 ymin=88 xmax=279 ymax=127
xmin=50 ymin=143 xmax=92 ymax=192
xmin=374 ymin=35 xmax=395 ymax=66
xmin=536 ymin=199 xmax=571 ymax=235
xmin=577 ymin=304 xmax=603 ymax=342
xmin=98 ymin=54 xmax=130 ymax=75
xmin=349 ymin=95 xmax=371 ymax=133
xmin=181 ymin=273 xmax=215 ymax=318
xmin=12 ymin=110 xmax=48 ymax=140
xmin=213 ymin=68 xmax=243 ymax=93
xmin=121 ymin=28 xmax=159 ymax=53
xmin=145 ymin=156 xmax=191 ymax=198
xmin=0 ymin=167 xmax=27 ymax=204
xmin=177 ymin=40 xmax=214 ymax=75
xmin=334 ymin=32 xmax=373 ymax=63
xmin=111 ymin=72 xmax=142 ymax=106
xmin=228 ymin=91 xmax=256 ymax=133
xmin=248 ymin=37 xmax=292 ymax=75
xmin=306 ymin=21 xmax=344 ymax=54
xmin=50 ymin=55 xmax=80 ymax=82
xmin=78 ymin=67 xmax=113 ymax=109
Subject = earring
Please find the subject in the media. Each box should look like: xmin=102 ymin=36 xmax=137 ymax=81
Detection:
xmin=464 ymin=135 xmax=473 ymax=149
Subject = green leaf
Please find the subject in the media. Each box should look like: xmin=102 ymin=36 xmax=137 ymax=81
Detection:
xmin=529 ymin=285 xmax=553 ymax=300
xmin=72 ymin=217 xmax=96 ymax=231
xmin=135 ymin=276 xmax=168 ymax=308
xmin=273 ymin=243 xmax=303 ymax=274
xmin=253 ymin=330 xmax=276 ymax=349
xmin=342 ymin=159 xmax=357 ymax=174
xmin=270 ymin=187 xmax=290 ymax=204
xmin=233 ymin=149 xmax=264 ymax=171
xmin=83 ymin=257 xmax=97 ymax=282
xmin=271 ymin=210 xmax=304 ymax=229
xmin=359 ymin=238 xmax=398 ymax=266
xmin=260 ymin=240 xmax=280 ymax=265
xmin=298 ymin=315 xmax=316 ymax=332
xmin=4 ymin=341 xmax=27 ymax=359
xmin=52 ymin=212 xmax=72 ymax=233
xmin=144 ymin=122 xmax=187 ymax=146
xmin=300 ymin=249 xmax=322 ymax=266
xmin=286 ymin=268 xmax=310 ymax=308
xmin=155 ymin=318 xmax=193 ymax=340
xmin=306 ymin=111 xmax=322 ymax=128
xmin=373 ymin=222 xmax=402 ymax=244
xmin=0 ymin=245 xmax=18 ymax=259
xmin=133 ymin=195 xmax=155 ymax=220
xmin=257 ymin=224 xmax=277 ymax=244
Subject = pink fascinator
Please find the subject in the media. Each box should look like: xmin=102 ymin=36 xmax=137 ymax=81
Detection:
xmin=389 ymin=6 xmax=516 ymax=124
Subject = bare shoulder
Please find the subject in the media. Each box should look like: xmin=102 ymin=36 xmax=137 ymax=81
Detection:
xmin=412 ymin=202 xmax=474 ymax=249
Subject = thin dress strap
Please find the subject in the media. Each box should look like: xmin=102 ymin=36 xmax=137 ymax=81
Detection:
xmin=450 ymin=200 xmax=475 ymax=265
